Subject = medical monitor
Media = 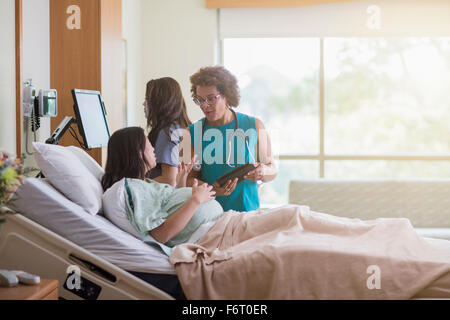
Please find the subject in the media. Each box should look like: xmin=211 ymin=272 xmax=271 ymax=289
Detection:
xmin=72 ymin=89 xmax=110 ymax=149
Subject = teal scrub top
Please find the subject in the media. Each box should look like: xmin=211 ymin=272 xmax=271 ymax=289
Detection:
xmin=189 ymin=112 xmax=260 ymax=212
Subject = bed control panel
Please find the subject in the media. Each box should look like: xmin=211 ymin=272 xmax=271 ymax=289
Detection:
xmin=63 ymin=272 xmax=102 ymax=300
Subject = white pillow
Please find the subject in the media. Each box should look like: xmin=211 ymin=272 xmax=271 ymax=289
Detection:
xmin=66 ymin=146 xmax=104 ymax=181
xmin=102 ymin=178 xmax=142 ymax=239
xmin=32 ymin=142 xmax=103 ymax=215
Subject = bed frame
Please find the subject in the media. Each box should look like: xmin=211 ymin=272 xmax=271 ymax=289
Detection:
xmin=0 ymin=210 xmax=173 ymax=300
xmin=1 ymin=179 xmax=448 ymax=299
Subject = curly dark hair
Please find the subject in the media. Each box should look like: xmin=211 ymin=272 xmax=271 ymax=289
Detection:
xmin=190 ymin=65 xmax=241 ymax=108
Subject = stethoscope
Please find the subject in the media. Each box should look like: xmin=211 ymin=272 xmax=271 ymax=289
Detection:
xmin=193 ymin=108 xmax=256 ymax=171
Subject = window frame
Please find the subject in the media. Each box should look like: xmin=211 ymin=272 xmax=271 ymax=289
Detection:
xmin=221 ymin=36 xmax=450 ymax=179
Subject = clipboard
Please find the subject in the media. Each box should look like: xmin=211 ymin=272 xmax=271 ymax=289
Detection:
xmin=214 ymin=163 xmax=256 ymax=187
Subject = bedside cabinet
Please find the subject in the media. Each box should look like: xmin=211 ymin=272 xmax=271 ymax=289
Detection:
xmin=0 ymin=279 xmax=59 ymax=300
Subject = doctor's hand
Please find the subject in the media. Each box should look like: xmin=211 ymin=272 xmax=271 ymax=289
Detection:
xmin=243 ymin=163 xmax=264 ymax=182
xmin=213 ymin=178 xmax=238 ymax=197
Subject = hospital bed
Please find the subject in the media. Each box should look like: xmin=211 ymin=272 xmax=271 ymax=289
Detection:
xmin=2 ymin=177 xmax=449 ymax=300
xmin=0 ymin=178 xmax=180 ymax=300
xmin=1 ymin=144 xmax=449 ymax=299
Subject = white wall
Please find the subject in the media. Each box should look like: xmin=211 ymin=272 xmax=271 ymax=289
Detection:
xmin=22 ymin=0 xmax=50 ymax=163
xmin=122 ymin=0 xmax=143 ymax=128
xmin=20 ymin=0 xmax=50 ymax=168
xmin=139 ymin=0 xmax=218 ymax=126
xmin=0 ymin=0 xmax=16 ymax=153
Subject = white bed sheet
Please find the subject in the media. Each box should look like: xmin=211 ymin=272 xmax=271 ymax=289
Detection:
xmin=8 ymin=178 xmax=176 ymax=275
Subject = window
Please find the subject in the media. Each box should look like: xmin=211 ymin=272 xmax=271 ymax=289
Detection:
xmin=223 ymin=37 xmax=450 ymax=205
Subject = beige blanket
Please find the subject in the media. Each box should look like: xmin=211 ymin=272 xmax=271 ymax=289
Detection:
xmin=169 ymin=205 xmax=450 ymax=300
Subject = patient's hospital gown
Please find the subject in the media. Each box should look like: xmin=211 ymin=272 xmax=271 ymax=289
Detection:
xmin=124 ymin=178 xmax=224 ymax=248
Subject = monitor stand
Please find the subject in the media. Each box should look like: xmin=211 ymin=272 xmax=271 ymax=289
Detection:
xmin=45 ymin=116 xmax=75 ymax=145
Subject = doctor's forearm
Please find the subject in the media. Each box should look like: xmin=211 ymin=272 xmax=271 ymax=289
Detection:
xmin=261 ymin=163 xmax=277 ymax=183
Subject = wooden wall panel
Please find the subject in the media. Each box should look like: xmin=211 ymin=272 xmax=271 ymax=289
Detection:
xmin=50 ymin=0 xmax=123 ymax=166
xmin=50 ymin=0 xmax=101 ymax=163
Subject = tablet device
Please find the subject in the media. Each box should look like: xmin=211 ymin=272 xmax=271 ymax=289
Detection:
xmin=215 ymin=163 xmax=256 ymax=187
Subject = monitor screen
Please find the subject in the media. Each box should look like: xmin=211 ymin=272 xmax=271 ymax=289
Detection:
xmin=72 ymin=89 xmax=110 ymax=149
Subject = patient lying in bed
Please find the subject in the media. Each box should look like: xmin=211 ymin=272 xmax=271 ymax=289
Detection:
xmin=103 ymin=127 xmax=450 ymax=300
xmin=102 ymin=127 xmax=223 ymax=248
xmin=123 ymin=178 xmax=223 ymax=248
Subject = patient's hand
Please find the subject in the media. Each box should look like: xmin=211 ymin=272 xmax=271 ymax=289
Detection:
xmin=191 ymin=179 xmax=216 ymax=204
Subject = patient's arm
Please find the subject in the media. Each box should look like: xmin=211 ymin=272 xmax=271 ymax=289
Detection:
xmin=149 ymin=197 xmax=200 ymax=243
xmin=149 ymin=180 xmax=215 ymax=243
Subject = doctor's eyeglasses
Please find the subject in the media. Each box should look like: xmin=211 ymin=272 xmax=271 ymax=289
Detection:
xmin=193 ymin=94 xmax=221 ymax=106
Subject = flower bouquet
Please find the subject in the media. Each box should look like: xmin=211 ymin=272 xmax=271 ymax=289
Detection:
xmin=0 ymin=150 xmax=24 ymax=227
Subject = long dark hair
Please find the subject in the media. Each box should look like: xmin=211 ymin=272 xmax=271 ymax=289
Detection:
xmin=145 ymin=77 xmax=191 ymax=146
xmin=101 ymin=127 xmax=150 ymax=191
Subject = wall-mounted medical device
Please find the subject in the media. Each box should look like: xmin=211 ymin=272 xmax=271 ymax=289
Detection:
xmin=23 ymin=80 xmax=36 ymax=118
xmin=23 ymin=80 xmax=58 ymax=120
xmin=38 ymin=89 xmax=58 ymax=117
xmin=23 ymin=80 xmax=59 ymax=155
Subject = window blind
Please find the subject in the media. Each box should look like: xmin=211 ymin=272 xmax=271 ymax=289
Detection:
xmin=219 ymin=0 xmax=450 ymax=38
xmin=207 ymin=0 xmax=358 ymax=9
